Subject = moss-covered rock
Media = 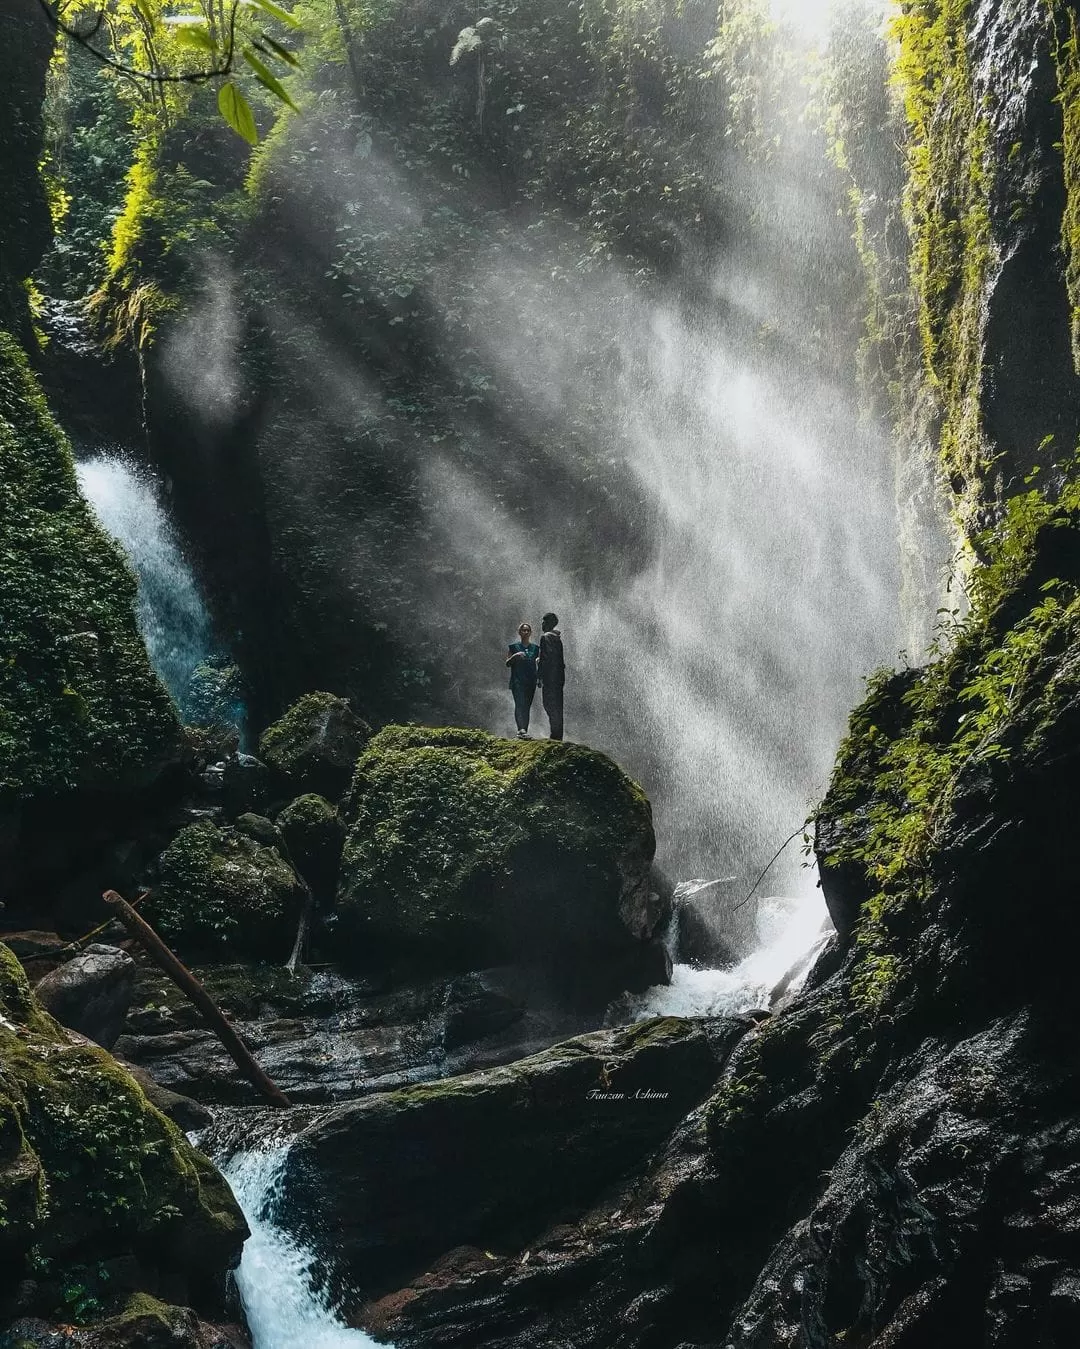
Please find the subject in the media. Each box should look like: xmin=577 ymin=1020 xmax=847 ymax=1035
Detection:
xmin=258 ymin=692 xmax=371 ymax=802
xmin=0 ymin=943 xmax=246 ymax=1324
xmin=0 ymin=332 xmax=181 ymax=879
xmin=148 ymin=821 xmax=305 ymax=959
xmin=282 ymin=1015 xmax=744 ymax=1311
xmin=3 ymin=1293 xmax=248 ymax=1348
xmin=336 ymin=726 xmax=664 ymax=990
xmin=276 ymin=793 xmax=344 ymax=901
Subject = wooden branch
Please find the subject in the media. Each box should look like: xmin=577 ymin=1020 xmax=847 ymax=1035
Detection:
xmin=102 ymin=890 xmax=291 ymax=1109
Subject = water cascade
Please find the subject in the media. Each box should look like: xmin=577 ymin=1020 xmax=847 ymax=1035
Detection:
xmin=75 ymin=452 xmax=233 ymax=726
xmin=223 ymin=1148 xmax=385 ymax=1349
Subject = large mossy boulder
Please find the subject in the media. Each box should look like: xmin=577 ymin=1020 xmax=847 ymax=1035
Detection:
xmin=282 ymin=1015 xmax=746 ymax=1311
xmin=0 ymin=944 xmax=246 ymax=1324
xmin=258 ymin=692 xmax=371 ymax=801
xmin=336 ymin=726 xmax=666 ymax=992
xmin=149 ymin=820 xmax=305 ymax=959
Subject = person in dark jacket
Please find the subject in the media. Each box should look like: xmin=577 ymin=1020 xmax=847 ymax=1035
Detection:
xmin=505 ymin=622 xmax=540 ymax=738
xmin=538 ymin=612 xmax=566 ymax=741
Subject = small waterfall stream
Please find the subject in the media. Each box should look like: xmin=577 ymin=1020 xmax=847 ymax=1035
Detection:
xmin=224 ymin=1148 xmax=386 ymax=1349
xmin=75 ymin=451 xmax=242 ymax=730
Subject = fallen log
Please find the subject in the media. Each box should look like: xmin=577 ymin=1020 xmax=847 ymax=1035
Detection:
xmin=102 ymin=889 xmax=291 ymax=1109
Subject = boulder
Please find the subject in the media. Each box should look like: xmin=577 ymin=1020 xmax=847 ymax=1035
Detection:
xmin=148 ymin=821 xmax=306 ymax=960
xmin=336 ymin=727 xmax=667 ymax=999
xmin=0 ymin=943 xmax=247 ymax=1324
xmin=232 ymin=812 xmax=283 ymax=850
xmin=275 ymin=793 xmax=344 ymax=901
xmin=258 ymin=692 xmax=372 ymax=801
xmin=33 ymin=943 xmax=136 ymax=1049
xmin=4 ymin=1295 xmax=249 ymax=1348
xmin=281 ymin=1016 xmax=747 ymax=1310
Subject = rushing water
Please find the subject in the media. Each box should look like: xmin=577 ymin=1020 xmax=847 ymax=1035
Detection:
xmin=224 ymin=1147 xmax=385 ymax=1349
xmin=75 ymin=452 xmax=230 ymax=725
xmin=635 ymin=889 xmax=833 ymax=1020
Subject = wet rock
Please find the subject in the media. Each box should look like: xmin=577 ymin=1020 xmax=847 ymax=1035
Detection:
xmin=33 ymin=943 xmax=136 ymax=1050
xmin=259 ymin=692 xmax=372 ymax=802
xmin=4 ymin=1295 xmax=249 ymax=1347
xmin=337 ymin=726 xmax=667 ymax=1002
xmin=282 ymin=1016 xmax=746 ymax=1311
xmin=116 ymin=963 xmax=604 ymax=1107
xmin=443 ymin=971 xmax=525 ymax=1050
xmin=221 ymin=753 xmax=271 ymax=817
xmin=276 ymin=793 xmax=344 ymax=900
xmin=670 ymin=881 xmax=738 ymax=968
xmin=147 ymin=821 xmax=306 ymax=960
xmin=232 ymin=812 xmax=283 ymax=850
xmin=0 ymin=943 xmax=247 ymax=1324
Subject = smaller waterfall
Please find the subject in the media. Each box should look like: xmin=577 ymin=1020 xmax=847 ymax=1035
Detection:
xmin=634 ymin=891 xmax=832 ymax=1019
xmin=223 ymin=1147 xmax=387 ymax=1349
xmin=75 ymin=452 xmax=241 ymax=729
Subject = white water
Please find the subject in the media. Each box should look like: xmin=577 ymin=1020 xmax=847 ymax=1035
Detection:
xmin=635 ymin=890 xmax=833 ymax=1020
xmin=224 ymin=1147 xmax=386 ymax=1349
xmin=75 ymin=452 xmax=215 ymax=721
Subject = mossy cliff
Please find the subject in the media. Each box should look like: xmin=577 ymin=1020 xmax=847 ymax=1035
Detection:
xmin=337 ymin=726 xmax=665 ymax=992
xmin=0 ymin=2 xmax=181 ymax=913
xmin=0 ymin=943 xmax=246 ymax=1328
xmin=871 ymin=0 xmax=1080 ymax=527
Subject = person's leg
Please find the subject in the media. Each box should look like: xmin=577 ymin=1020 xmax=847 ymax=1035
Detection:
xmin=543 ymin=687 xmax=564 ymax=740
xmin=513 ymin=683 xmax=528 ymax=733
xmin=521 ymin=681 xmax=535 ymax=733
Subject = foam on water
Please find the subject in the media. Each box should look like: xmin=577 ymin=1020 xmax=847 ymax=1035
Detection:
xmin=223 ymin=1147 xmax=387 ymax=1349
xmin=634 ymin=891 xmax=833 ymax=1020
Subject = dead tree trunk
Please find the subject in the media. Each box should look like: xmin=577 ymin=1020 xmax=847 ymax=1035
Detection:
xmin=102 ymin=890 xmax=291 ymax=1108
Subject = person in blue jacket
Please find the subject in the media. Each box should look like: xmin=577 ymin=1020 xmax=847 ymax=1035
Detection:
xmin=505 ymin=621 xmax=540 ymax=738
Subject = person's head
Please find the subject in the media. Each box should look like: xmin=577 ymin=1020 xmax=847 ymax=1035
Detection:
xmin=518 ymin=622 xmax=533 ymax=643
xmin=542 ymin=613 xmax=559 ymax=632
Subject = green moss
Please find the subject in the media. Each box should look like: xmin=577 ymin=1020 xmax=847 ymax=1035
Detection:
xmin=260 ymin=691 xmax=372 ymax=800
xmin=338 ymin=725 xmax=655 ymax=967
xmin=1048 ymin=1 xmax=1080 ymax=373
xmin=149 ymin=820 xmax=306 ymax=958
xmin=0 ymin=331 xmax=179 ymax=809
xmin=817 ymin=475 xmax=1080 ymax=1016
xmin=0 ymin=942 xmax=246 ymax=1308
xmin=890 ymin=0 xmax=993 ymax=519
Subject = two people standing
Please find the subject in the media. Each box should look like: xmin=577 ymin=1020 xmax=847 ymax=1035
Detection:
xmin=505 ymin=613 xmax=565 ymax=740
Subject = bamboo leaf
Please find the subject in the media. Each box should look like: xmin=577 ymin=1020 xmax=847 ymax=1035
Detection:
xmin=243 ymin=46 xmax=298 ymax=111
xmin=250 ymin=0 xmax=302 ymax=29
xmin=218 ymin=81 xmax=259 ymax=145
xmin=260 ymin=32 xmax=301 ymax=67
xmin=163 ymin=16 xmax=217 ymax=52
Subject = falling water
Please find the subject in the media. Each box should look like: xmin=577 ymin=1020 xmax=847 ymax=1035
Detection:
xmin=635 ymin=890 xmax=833 ymax=1020
xmin=75 ymin=452 xmax=218 ymax=723
xmin=223 ymin=1147 xmax=386 ymax=1349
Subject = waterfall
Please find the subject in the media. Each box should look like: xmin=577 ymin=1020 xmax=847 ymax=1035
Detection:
xmin=223 ymin=1147 xmax=387 ymax=1349
xmin=75 ymin=452 xmax=240 ymax=729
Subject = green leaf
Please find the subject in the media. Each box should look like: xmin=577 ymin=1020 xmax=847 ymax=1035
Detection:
xmin=132 ymin=0 xmax=156 ymax=22
xmin=243 ymin=47 xmax=299 ymax=111
xmin=164 ymin=16 xmax=217 ymax=52
xmin=259 ymin=32 xmax=301 ymax=67
xmin=249 ymin=0 xmax=301 ymax=29
xmin=218 ymin=81 xmax=259 ymax=145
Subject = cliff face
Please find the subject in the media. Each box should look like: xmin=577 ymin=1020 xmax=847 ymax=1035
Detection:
xmin=0 ymin=3 xmax=181 ymax=914
xmin=865 ymin=0 xmax=1080 ymax=528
